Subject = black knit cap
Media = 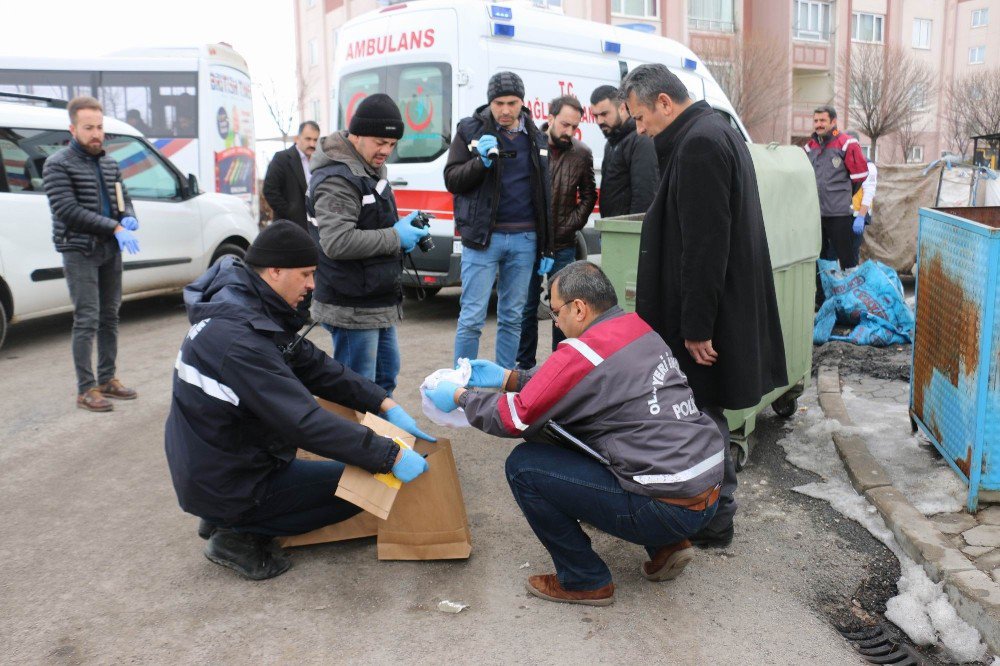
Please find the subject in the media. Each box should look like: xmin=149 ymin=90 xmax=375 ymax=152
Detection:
xmin=488 ymin=71 xmax=525 ymax=103
xmin=348 ymin=93 xmax=404 ymax=139
xmin=244 ymin=220 xmax=318 ymax=268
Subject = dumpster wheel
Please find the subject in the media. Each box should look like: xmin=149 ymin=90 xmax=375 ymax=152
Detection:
xmin=731 ymin=440 xmax=749 ymax=472
xmin=772 ymin=394 xmax=798 ymax=419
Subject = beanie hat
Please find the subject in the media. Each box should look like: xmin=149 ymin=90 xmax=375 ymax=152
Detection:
xmin=488 ymin=71 xmax=525 ymax=103
xmin=244 ymin=220 xmax=319 ymax=268
xmin=348 ymin=93 xmax=404 ymax=139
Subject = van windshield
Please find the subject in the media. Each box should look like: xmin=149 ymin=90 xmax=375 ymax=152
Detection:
xmin=338 ymin=63 xmax=451 ymax=164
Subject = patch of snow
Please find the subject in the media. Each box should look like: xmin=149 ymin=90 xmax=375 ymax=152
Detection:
xmin=779 ymin=388 xmax=987 ymax=663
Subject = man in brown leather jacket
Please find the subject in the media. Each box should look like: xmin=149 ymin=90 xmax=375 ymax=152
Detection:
xmin=517 ymin=95 xmax=597 ymax=370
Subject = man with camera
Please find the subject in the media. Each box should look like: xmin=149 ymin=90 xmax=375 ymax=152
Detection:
xmin=307 ymin=93 xmax=430 ymax=396
xmin=444 ymin=71 xmax=553 ymax=370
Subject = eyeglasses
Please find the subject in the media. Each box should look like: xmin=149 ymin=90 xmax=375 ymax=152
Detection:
xmin=548 ymin=301 xmax=570 ymax=322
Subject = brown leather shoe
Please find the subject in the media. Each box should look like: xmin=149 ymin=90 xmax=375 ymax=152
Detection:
xmin=77 ymin=388 xmax=113 ymax=412
xmin=526 ymin=574 xmax=615 ymax=606
xmin=642 ymin=539 xmax=694 ymax=581
xmin=97 ymin=378 xmax=137 ymax=400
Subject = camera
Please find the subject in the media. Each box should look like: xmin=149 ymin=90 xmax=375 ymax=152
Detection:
xmin=411 ymin=211 xmax=436 ymax=253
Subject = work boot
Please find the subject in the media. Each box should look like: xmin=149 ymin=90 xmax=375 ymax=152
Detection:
xmin=642 ymin=539 xmax=694 ymax=581
xmin=77 ymin=388 xmax=113 ymax=412
xmin=690 ymin=523 xmax=734 ymax=549
xmin=197 ymin=519 xmax=218 ymax=540
xmin=526 ymin=574 xmax=615 ymax=607
xmin=97 ymin=378 xmax=137 ymax=400
xmin=203 ymin=528 xmax=291 ymax=580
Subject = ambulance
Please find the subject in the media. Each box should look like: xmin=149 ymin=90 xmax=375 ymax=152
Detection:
xmin=330 ymin=0 xmax=748 ymax=296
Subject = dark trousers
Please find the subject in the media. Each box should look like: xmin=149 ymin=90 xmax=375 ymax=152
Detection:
xmin=515 ymin=246 xmax=577 ymax=370
xmin=692 ymin=406 xmax=737 ymax=538
xmin=820 ymin=215 xmax=858 ymax=269
xmin=62 ymin=243 xmax=122 ymax=393
xmin=505 ymin=442 xmax=717 ymax=590
xmin=230 ymin=459 xmax=362 ymax=536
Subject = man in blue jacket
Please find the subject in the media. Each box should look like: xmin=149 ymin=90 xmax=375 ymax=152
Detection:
xmin=165 ymin=221 xmax=434 ymax=580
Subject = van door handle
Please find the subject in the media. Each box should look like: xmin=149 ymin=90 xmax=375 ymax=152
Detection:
xmin=389 ymin=179 xmax=408 ymax=187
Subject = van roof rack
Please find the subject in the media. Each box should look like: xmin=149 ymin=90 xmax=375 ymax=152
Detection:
xmin=0 ymin=91 xmax=69 ymax=109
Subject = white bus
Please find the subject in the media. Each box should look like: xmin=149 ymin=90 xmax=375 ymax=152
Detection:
xmin=0 ymin=43 xmax=257 ymax=218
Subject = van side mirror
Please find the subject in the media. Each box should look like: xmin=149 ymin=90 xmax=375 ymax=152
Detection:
xmin=187 ymin=173 xmax=199 ymax=197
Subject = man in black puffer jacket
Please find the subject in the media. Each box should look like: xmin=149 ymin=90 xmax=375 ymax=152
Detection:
xmin=43 ymin=96 xmax=142 ymax=412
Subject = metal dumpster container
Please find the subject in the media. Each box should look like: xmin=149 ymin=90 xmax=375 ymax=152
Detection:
xmin=595 ymin=143 xmax=822 ymax=469
xmin=910 ymin=206 xmax=1000 ymax=512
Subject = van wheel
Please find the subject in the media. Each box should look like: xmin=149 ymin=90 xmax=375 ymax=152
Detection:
xmin=0 ymin=299 xmax=7 ymax=351
xmin=575 ymin=231 xmax=588 ymax=260
xmin=211 ymin=243 xmax=246 ymax=265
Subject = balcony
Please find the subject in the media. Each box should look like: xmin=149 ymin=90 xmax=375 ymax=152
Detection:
xmin=792 ymin=42 xmax=831 ymax=70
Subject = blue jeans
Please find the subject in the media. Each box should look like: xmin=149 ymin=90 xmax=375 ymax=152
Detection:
xmin=516 ymin=246 xmax=577 ymax=369
xmin=231 ymin=459 xmax=362 ymax=536
xmin=454 ymin=231 xmax=537 ymax=369
xmin=323 ymin=324 xmax=400 ymax=397
xmin=505 ymin=442 xmax=718 ymax=590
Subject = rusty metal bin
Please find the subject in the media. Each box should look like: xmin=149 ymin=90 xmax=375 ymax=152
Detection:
xmin=911 ymin=206 xmax=1000 ymax=512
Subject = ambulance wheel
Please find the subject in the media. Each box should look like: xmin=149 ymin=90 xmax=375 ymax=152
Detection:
xmin=772 ymin=394 xmax=798 ymax=419
xmin=731 ymin=441 xmax=749 ymax=472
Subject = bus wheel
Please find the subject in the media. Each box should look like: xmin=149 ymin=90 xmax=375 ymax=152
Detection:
xmin=211 ymin=243 xmax=246 ymax=265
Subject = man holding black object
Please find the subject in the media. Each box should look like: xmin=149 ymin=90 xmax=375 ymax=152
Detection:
xmin=424 ymin=261 xmax=724 ymax=606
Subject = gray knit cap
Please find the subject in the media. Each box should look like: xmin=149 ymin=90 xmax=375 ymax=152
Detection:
xmin=487 ymin=71 xmax=525 ymax=102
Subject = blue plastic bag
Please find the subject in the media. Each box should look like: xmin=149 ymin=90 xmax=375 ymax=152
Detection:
xmin=814 ymin=260 xmax=914 ymax=347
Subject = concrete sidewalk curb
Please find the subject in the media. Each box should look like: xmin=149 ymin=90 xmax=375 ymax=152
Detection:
xmin=816 ymin=365 xmax=1000 ymax=654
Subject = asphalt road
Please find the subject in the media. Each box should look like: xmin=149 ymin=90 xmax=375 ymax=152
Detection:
xmin=0 ymin=289 xmax=882 ymax=664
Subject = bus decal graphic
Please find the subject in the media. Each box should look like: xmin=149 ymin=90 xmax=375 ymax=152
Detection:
xmin=152 ymin=138 xmax=195 ymax=159
xmin=215 ymin=146 xmax=254 ymax=196
xmin=404 ymin=87 xmax=433 ymax=132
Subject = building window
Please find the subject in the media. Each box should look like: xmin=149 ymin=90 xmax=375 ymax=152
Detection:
xmin=908 ymin=146 xmax=924 ymax=163
xmin=910 ymin=84 xmax=928 ymax=110
xmin=688 ymin=0 xmax=734 ymax=32
xmin=972 ymin=8 xmax=989 ymax=28
xmin=794 ymin=1 xmax=831 ymax=41
xmin=611 ymin=0 xmax=657 ymax=18
xmin=309 ymin=39 xmax=318 ymax=67
xmin=852 ymin=12 xmax=885 ymax=43
xmin=912 ymin=19 xmax=931 ymax=49
xmin=306 ymin=0 xmax=316 ymax=6
xmin=861 ymin=144 xmax=880 ymax=162
xmin=311 ymin=99 xmax=321 ymax=122
xmin=970 ymin=45 xmax=986 ymax=64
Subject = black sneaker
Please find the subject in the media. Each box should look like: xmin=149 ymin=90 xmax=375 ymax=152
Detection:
xmin=690 ymin=524 xmax=734 ymax=549
xmin=197 ymin=519 xmax=218 ymax=540
xmin=203 ymin=529 xmax=291 ymax=580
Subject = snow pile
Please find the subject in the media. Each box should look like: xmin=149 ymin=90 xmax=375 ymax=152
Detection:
xmin=779 ymin=390 xmax=987 ymax=663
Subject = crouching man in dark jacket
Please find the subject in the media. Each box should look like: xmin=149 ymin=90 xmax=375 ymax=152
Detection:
xmin=425 ymin=262 xmax=724 ymax=606
xmin=164 ymin=221 xmax=433 ymax=580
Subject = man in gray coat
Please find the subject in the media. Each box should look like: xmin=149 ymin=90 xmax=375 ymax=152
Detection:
xmin=307 ymin=95 xmax=431 ymax=425
xmin=425 ymin=261 xmax=724 ymax=606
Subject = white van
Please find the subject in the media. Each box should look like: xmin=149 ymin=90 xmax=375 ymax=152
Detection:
xmin=330 ymin=0 xmax=747 ymax=295
xmin=0 ymin=99 xmax=258 ymax=348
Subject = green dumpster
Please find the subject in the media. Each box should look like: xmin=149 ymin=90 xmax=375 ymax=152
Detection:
xmin=596 ymin=142 xmax=822 ymax=469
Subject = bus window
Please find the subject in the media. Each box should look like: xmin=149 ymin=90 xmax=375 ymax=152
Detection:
xmin=96 ymin=72 xmax=197 ymax=138
xmin=338 ymin=63 xmax=452 ymax=164
xmin=105 ymin=135 xmax=181 ymax=199
xmin=0 ymin=69 xmax=93 ymax=104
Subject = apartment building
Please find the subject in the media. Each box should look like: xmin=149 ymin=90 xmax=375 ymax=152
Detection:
xmin=295 ymin=0 xmax=997 ymax=163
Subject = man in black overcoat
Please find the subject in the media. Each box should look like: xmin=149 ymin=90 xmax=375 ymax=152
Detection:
xmin=263 ymin=121 xmax=321 ymax=230
xmin=621 ymin=64 xmax=787 ymax=549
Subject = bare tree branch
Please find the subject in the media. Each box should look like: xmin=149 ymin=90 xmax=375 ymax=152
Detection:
xmin=702 ymin=32 xmax=790 ymax=139
xmin=257 ymin=77 xmax=297 ymax=148
xmin=843 ymin=43 xmax=935 ymax=154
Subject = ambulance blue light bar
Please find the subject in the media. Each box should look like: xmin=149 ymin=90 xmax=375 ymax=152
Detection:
xmin=603 ymin=41 xmax=621 ymax=54
xmin=493 ymin=23 xmax=516 ymax=38
xmin=490 ymin=5 xmax=513 ymax=21
xmin=683 ymin=58 xmax=697 ymax=70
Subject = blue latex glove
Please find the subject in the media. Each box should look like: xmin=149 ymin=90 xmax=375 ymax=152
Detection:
xmin=121 ymin=216 xmax=139 ymax=231
xmin=468 ymin=359 xmax=506 ymax=389
xmin=114 ymin=228 xmax=140 ymax=254
xmin=384 ymin=405 xmax=436 ymax=442
xmin=393 ymin=211 xmax=429 ymax=253
xmin=476 ymin=134 xmax=498 ymax=167
xmin=852 ymin=213 xmax=865 ymax=235
xmin=424 ymin=381 xmax=460 ymax=413
xmin=392 ymin=447 xmax=428 ymax=483
xmin=537 ymin=256 xmax=555 ymax=276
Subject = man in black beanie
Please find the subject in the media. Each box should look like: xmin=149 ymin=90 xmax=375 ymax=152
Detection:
xmin=164 ymin=219 xmax=434 ymax=580
xmin=444 ymin=71 xmax=553 ymax=370
xmin=307 ymin=93 xmax=432 ymax=406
